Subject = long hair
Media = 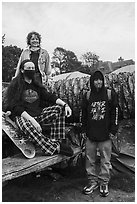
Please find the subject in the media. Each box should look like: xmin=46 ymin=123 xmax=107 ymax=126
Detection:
xmin=89 ymin=70 xmax=105 ymax=93
xmin=6 ymin=72 xmax=26 ymax=110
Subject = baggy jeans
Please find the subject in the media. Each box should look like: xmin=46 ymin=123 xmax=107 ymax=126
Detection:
xmin=85 ymin=138 xmax=112 ymax=185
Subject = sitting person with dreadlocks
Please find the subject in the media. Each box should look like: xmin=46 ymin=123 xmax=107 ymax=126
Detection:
xmin=6 ymin=59 xmax=73 ymax=157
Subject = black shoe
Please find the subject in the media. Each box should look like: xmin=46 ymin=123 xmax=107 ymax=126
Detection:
xmin=100 ymin=183 xmax=109 ymax=197
xmin=59 ymin=143 xmax=74 ymax=157
xmin=83 ymin=182 xmax=98 ymax=195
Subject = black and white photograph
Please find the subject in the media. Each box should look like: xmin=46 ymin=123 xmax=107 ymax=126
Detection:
xmin=2 ymin=1 xmax=135 ymax=202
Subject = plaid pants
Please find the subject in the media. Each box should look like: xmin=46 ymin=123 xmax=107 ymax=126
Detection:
xmin=16 ymin=105 xmax=65 ymax=155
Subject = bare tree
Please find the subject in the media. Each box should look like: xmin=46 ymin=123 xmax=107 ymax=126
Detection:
xmin=52 ymin=47 xmax=81 ymax=73
xmin=81 ymin=52 xmax=99 ymax=73
xmin=2 ymin=34 xmax=6 ymax=45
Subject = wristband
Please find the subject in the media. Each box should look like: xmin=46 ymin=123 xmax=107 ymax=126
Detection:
xmin=63 ymin=103 xmax=69 ymax=108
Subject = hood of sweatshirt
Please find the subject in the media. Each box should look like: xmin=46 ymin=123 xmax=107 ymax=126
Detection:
xmin=89 ymin=70 xmax=105 ymax=93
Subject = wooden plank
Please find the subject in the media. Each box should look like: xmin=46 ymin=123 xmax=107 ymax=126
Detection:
xmin=2 ymin=147 xmax=81 ymax=183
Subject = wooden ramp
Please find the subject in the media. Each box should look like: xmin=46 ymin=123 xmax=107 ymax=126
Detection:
xmin=2 ymin=147 xmax=81 ymax=183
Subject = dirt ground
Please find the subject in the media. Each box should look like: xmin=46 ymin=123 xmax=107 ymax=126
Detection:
xmin=2 ymin=119 xmax=135 ymax=202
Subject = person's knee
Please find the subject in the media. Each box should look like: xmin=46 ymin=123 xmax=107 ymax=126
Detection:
xmin=102 ymin=140 xmax=112 ymax=151
xmin=55 ymin=104 xmax=64 ymax=115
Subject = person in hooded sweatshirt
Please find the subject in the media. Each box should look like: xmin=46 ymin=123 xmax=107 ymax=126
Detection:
xmin=82 ymin=70 xmax=118 ymax=197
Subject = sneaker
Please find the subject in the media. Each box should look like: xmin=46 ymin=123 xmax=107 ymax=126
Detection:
xmin=59 ymin=143 xmax=74 ymax=157
xmin=83 ymin=182 xmax=98 ymax=195
xmin=100 ymin=183 xmax=109 ymax=197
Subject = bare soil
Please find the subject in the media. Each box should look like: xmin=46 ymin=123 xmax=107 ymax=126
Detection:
xmin=2 ymin=119 xmax=135 ymax=202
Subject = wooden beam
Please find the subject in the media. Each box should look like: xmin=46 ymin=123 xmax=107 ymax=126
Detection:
xmin=2 ymin=147 xmax=81 ymax=183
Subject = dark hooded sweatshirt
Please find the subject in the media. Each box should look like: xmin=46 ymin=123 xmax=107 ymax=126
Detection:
xmin=82 ymin=70 xmax=118 ymax=142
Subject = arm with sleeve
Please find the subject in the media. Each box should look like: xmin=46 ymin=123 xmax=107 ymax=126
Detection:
xmin=5 ymin=79 xmax=25 ymax=117
xmin=40 ymin=87 xmax=58 ymax=105
xmin=45 ymin=51 xmax=51 ymax=75
xmin=14 ymin=49 xmax=30 ymax=77
xmin=81 ymin=93 xmax=89 ymax=131
xmin=109 ymin=90 xmax=119 ymax=135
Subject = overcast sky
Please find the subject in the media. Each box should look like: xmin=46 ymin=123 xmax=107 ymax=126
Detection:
xmin=2 ymin=1 xmax=135 ymax=62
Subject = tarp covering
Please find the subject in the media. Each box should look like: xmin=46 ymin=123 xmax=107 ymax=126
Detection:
xmin=47 ymin=70 xmax=135 ymax=120
xmin=52 ymin=71 xmax=89 ymax=81
xmin=105 ymin=72 xmax=135 ymax=119
xmin=111 ymin=65 xmax=135 ymax=74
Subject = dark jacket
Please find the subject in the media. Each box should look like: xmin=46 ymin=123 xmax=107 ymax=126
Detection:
xmin=82 ymin=70 xmax=118 ymax=142
xmin=6 ymin=76 xmax=58 ymax=119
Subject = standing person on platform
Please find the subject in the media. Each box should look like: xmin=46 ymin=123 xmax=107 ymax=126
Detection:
xmin=82 ymin=70 xmax=118 ymax=197
xmin=14 ymin=31 xmax=51 ymax=85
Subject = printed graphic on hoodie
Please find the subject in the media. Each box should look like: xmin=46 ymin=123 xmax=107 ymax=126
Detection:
xmin=90 ymin=101 xmax=106 ymax=120
xmin=23 ymin=89 xmax=39 ymax=103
